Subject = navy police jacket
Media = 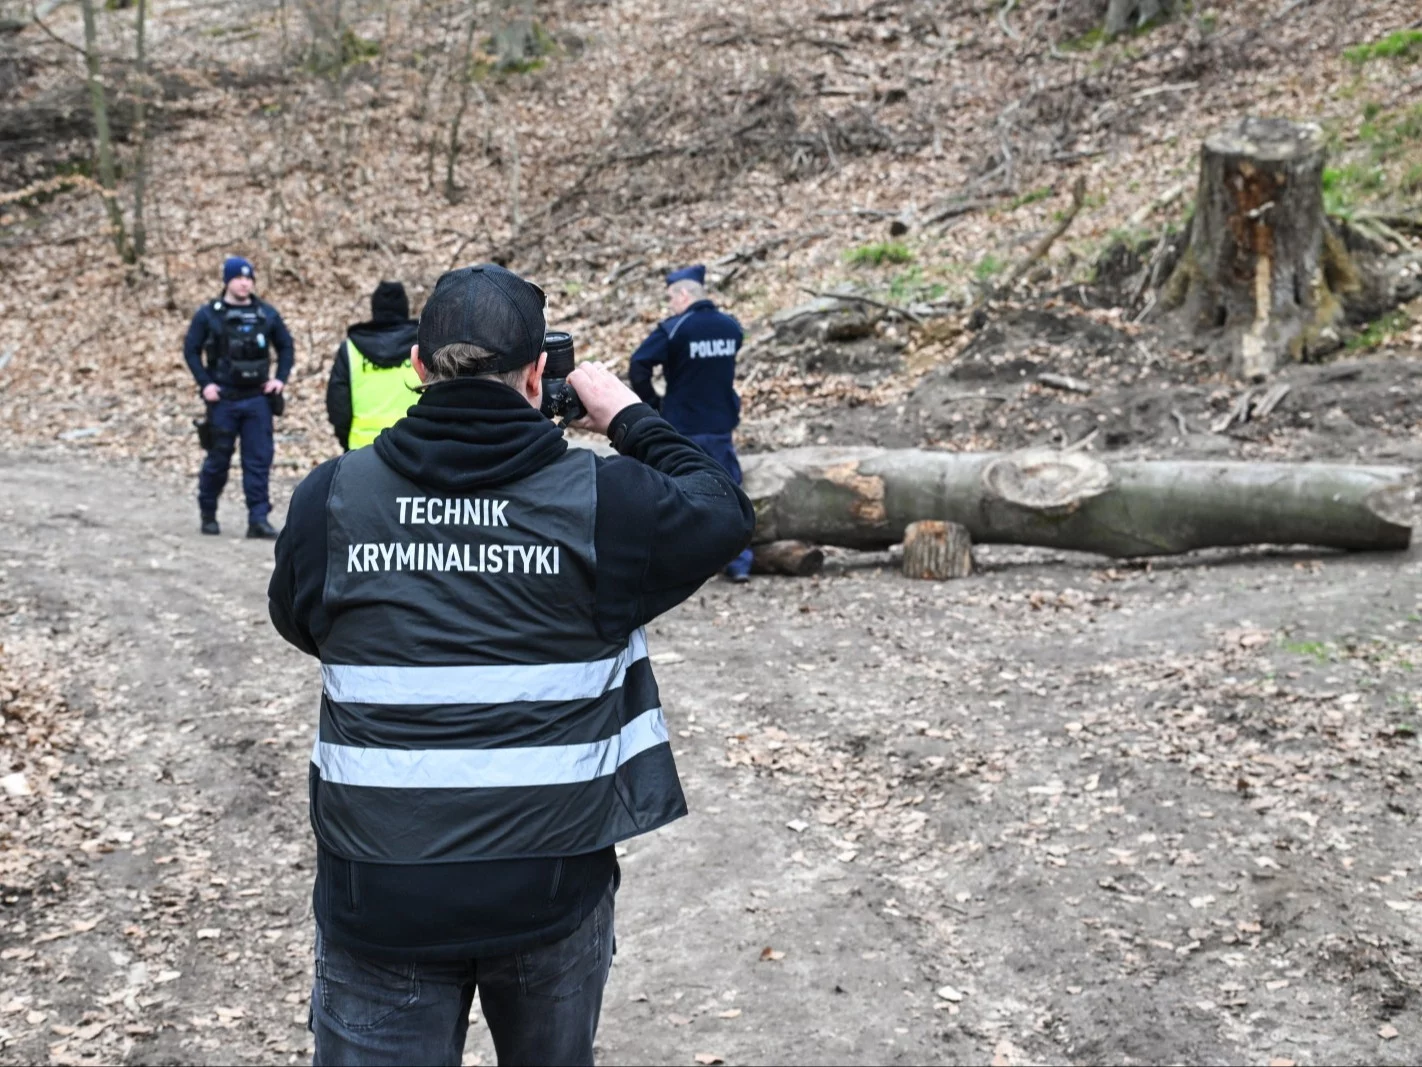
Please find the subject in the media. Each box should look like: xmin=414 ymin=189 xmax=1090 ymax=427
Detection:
xmin=629 ymin=299 xmax=743 ymax=436
xmin=183 ymin=297 xmax=295 ymax=397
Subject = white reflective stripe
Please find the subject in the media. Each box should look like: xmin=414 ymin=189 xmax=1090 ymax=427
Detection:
xmin=322 ymin=629 xmax=648 ymax=705
xmin=311 ymin=706 xmax=669 ymax=789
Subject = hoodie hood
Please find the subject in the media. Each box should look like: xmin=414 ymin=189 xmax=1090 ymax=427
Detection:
xmin=347 ymin=320 xmax=418 ymax=368
xmin=373 ymin=377 xmax=568 ymax=493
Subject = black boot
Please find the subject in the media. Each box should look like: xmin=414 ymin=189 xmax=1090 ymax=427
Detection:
xmin=246 ymin=519 xmax=279 ymax=539
xmin=201 ymin=513 xmax=220 ymax=536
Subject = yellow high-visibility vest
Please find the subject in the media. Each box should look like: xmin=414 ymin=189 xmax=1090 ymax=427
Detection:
xmin=347 ymin=339 xmax=421 ymax=450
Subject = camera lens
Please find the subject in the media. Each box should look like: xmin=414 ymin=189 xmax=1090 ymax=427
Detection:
xmin=543 ymin=331 xmax=575 ymax=378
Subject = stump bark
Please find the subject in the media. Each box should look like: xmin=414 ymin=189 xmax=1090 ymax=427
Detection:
xmin=1161 ymin=117 xmax=1343 ymax=379
xmin=751 ymin=540 xmax=825 ymax=577
xmin=902 ymin=521 xmax=973 ymax=580
xmin=1105 ymin=0 xmax=1174 ymax=37
xmin=742 ymin=447 xmax=1415 ymax=557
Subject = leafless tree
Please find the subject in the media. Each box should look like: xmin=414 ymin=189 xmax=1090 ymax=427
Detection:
xmin=130 ymin=0 xmax=149 ymax=258
xmin=78 ymin=0 xmax=131 ymax=261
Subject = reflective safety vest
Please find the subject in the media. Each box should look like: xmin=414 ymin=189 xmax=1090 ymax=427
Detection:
xmin=346 ymin=339 xmax=421 ymax=450
xmin=311 ymin=444 xmax=687 ymax=863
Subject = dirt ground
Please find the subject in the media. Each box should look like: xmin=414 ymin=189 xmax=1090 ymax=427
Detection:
xmin=2 ymin=446 xmax=1421 ymax=1067
xmin=738 ymin=305 xmax=1422 ymax=465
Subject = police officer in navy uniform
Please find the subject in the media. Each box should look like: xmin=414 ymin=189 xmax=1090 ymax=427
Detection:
xmin=183 ymin=256 xmax=294 ymax=538
xmin=628 ymin=264 xmax=754 ymax=581
xmin=267 ymin=264 xmax=754 ymax=1067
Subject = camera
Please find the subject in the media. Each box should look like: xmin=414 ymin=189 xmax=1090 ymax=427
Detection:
xmin=540 ymin=331 xmax=586 ymax=423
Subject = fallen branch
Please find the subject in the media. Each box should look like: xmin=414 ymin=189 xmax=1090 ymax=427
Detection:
xmin=924 ymin=196 xmax=999 ymax=228
xmin=28 ymin=1 xmax=87 ymax=57
xmin=603 ymin=259 xmax=646 ymax=285
xmin=799 ymin=288 xmax=923 ymax=324
xmin=1351 ymin=210 xmax=1422 ymax=240
xmin=1037 ymin=372 xmax=1092 ymax=395
xmin=0 ymin=173 xmax=112 ymax=205
xmin=1211 ymin=383 xmax=1292 ymax=433
xmin=1252 ymin=383 xmax=1290 ymax=419
xmin=996 ymin=0 xmax=1020 ymax=40
xmin=1211 ymin=390 xmax=1253 ymax=434
xmin=984 ymin=175 xmax=1088 ymax=305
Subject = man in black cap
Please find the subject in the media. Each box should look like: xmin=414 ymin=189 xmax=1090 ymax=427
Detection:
xmin=629 ymin=264 xmax=753 ymax=581
xmin=268 ymin=263 xmax=754 ymax=1067
xmin=326 ymin=281 xmax=421 ymax=451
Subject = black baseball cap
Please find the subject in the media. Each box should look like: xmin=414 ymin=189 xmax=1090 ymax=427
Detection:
xmin=417 ymin=264 xmax=547 ymax=373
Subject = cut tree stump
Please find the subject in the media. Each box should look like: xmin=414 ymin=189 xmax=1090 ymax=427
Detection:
xmin=742 ymin=447 xmax=1415 ymax=557
xmin=1105 ymin=0 xmax=1174 ymax=37
xmin=1160 ymin=117 xmax=1345 ymax=380
xmin=902 ymin=521 xmax=972 ymax=580
xmin=751 ymin=540 xmax=825 ymax=577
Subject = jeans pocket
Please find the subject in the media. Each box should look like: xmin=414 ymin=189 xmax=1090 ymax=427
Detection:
xmin=317 ymin=936 xmax=420 ymax=1032
xmin=517 ymin=894 xmax=610 ymax=1003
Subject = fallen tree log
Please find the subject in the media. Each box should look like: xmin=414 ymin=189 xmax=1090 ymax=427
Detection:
xmin=740 ymin=447 xmax=1414 ymax=557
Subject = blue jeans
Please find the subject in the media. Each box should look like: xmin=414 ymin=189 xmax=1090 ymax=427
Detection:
xmin=685 ymin=432 xmax=754 ymax=578
xmin=311 ymin=889 xmax=614 ymax=1066
xmin=198 ymin=394 xmax=273 ymax=524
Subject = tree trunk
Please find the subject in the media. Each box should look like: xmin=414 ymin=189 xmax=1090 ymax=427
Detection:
xmin=902 ymin=521 xmax=972 ymax=580
xmin=741 ymin=447 xmax=1414 ymax=558
xmin=79 ymin=0 xmax=130 ymax=261
xmin=751 ymin=540 xmax=825 ymax=577
xmin=444 ymin=9 xmax=479 ymax=204
xmin=130 ymin=0 xmax=148 ymax=259
xmin=1160 ymin=117 xmax=1341 ymax=380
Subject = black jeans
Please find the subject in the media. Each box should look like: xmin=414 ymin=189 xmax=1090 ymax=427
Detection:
xmin=311 ymin=889 xmax=614 ymax=1066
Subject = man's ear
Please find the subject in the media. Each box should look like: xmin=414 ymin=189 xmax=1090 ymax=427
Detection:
xmin=411 ymin=344 xmax=429 ymax=384
xmin=525 ymin=353 xmax=547 ymax=401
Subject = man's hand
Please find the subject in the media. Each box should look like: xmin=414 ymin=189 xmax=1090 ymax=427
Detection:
xmin=567 ymin=361 xmax=641 ymax=437
xmin=201 ymin=383 xmax=221 ymax=403
xmin=263 ymin=379 xmax=285 ymax=395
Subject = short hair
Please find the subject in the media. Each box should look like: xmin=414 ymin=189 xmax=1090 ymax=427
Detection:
xmin=668 ymin=279 xmax=707 ymax=302
xmin=422 ymin=342 xmax=529 ymax=391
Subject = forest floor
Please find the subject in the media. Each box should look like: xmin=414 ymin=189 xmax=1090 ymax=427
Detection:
xmin=2 ymin=448 xmax=1421 ymax=1067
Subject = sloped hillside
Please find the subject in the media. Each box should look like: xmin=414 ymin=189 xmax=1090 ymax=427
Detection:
xmin=1 ymin=0 xmax=1419 ymax=471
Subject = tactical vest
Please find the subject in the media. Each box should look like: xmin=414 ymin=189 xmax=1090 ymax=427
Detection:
xmin=346 ymin=339 xmax=421 ymax=450
xmin=312 ymin=445 xmax=687 ymax=864
xmin=207 ymin=299 xmax=270 ymax=388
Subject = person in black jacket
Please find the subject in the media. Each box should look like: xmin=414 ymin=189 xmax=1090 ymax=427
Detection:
xmin=268 ymin=264 xmax=754 ymax=1067
xmin=326 ymin=281 xmax=420 ymax=451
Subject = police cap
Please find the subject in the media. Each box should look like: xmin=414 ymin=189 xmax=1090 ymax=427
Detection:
xmin=665 ymin=264 xmax=706 ymax=286
xmin=418 ymin=264 xmax=548 ymax=373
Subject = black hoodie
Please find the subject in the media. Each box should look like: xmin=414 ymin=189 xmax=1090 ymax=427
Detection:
xmin=269 ymin=378 xmax=755 ymax=960
xmin=325 ymin=319 xmax=420 ymax=450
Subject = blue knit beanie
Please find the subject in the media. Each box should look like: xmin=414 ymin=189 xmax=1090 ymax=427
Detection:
xmin=223 ymin=256 xmax=255 ymax=284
